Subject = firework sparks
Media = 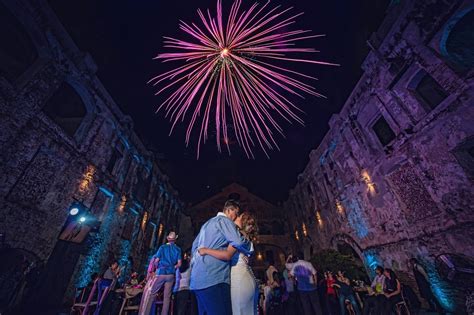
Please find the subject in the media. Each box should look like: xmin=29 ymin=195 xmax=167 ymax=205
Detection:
xmin=150 ymin=0 xmax=337 ymax=158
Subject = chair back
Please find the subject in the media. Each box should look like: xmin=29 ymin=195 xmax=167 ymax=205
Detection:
xmin=72 ymin=286 xmax=87 ymax=306
xmin=93 ymin=278 xmax=115 ymax=315
xmin=82 ymin=278 xmax=99 ymax=315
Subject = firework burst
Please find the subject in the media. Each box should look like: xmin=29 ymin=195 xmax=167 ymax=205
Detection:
xmin=150 ymin=0 xmax=337 ymax=158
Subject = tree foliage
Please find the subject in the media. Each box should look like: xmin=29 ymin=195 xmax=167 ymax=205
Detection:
xmin=310 ymin=248 xmax=368 ymax=282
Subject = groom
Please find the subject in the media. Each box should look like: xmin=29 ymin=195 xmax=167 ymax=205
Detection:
xmin=190 ymin=199 xmax=249 ymax=315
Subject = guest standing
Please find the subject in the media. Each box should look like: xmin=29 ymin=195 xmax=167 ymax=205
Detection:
xmin=139 ymin=231 xmax=182 ymax=315
xmin=282 ymin=257 xmax=297 ymax=315
xmin=286 ymin=253 xmax=322 ymax=315
xmin=174 ymin=254 xmax=197 ymax=315
xmin=325 ymin=271 xmax=339 ymax=315
xmin=409 ymin=258 xmax=440 ymax=312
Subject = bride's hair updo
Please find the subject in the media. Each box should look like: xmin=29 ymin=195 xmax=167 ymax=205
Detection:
xmin=240 ymin=212 xmax=259 ymax=241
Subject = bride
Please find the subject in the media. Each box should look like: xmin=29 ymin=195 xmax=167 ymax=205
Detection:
xmin=198 ymin=212 xmax=259 ymax=315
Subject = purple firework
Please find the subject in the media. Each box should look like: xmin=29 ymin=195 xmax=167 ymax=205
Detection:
xmin=150 ymin=0 xmax=337 ymax=158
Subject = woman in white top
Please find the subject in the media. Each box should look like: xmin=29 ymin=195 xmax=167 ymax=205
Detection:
xmin=173 ymin=256 xmax=197 ymax=315
xmin=198 ymin=212 xmax=259 ymax=315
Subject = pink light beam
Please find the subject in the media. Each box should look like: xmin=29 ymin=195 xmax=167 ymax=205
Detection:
xmin=149 ymin=0 xmax=338 ymax=158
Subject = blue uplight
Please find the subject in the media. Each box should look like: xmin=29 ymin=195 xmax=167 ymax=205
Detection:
xmin=344 ymin=198 xmax=369 ymax=239
xmin=362 ymin=249 xmax=382 ymax=278
xmin=75 ymin=190 xmax=117 ymax=288
xmin=420 ymin=258 xmax=455 ymax=312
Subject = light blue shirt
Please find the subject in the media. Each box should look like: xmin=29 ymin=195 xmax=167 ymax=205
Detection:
xmin=190 ymin=212 xmax=249 ymax=290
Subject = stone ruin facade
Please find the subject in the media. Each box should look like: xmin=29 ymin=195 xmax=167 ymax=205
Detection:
xmin=284 ymin=0 xmax=474 ymax=313
xmin=0 ymin=0 xmax=183 ymax=308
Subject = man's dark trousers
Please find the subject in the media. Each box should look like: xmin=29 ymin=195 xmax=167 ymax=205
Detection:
xmin=300 ymin=289 xmax=323 ymax=315
xmin=193 ymin=283 xmax=232 ymax=315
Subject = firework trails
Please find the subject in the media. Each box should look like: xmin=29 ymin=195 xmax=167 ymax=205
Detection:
xmin=150 ymin=0 xmax=336 ymax=158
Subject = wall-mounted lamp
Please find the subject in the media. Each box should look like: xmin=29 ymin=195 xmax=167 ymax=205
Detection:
xmin=315 ymin=210 xmax=323 ymax=226
xmin=361 ymin=170 xmax=377 ymax=194
xmin=302 ymin=223 xmax=308 ymax=237
xmin=336 ymin=199 xmax=344 ymax=214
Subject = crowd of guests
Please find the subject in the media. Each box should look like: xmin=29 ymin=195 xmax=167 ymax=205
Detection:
xmin=75 ymin=239 xmax=444 ymax=315
xmin=72 ymin=201 xmax=443 ymax=315
xmin=259 ymin=253 xmax=444 ymax=315
xmin=75 ymin=231 xmax=197 ymax=315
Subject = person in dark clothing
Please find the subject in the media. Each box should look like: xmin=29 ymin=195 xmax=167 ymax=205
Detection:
xmin=269 ymin=271 xmax=284 ymax=315
xmin=409 ymin=258 xmax=441 ymax=312
xmin=282 ymin=255 xmax=298 ymax=315
xmin=174 ymin=257 xmax=197 ymax=315
xmin=333 ymin=271 xmax=360 ymax=315
xmin=380 ymin=268 xmax=402 ymax=314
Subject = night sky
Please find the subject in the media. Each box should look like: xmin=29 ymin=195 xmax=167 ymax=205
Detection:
xmin=49 ymin=0 xmax=390 ymax=204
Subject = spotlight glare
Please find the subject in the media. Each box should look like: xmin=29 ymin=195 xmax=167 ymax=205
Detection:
xmin=79 ymin=216 xmax=86 ymax=223
xmin=70 ymin=207 xmax=80 ymax=216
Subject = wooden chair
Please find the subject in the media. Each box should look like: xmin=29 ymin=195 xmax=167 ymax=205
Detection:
xmin=118 ymin=287 xmax=142 ymax=315
xmin=93 ymin=278 xmax=115 ymax=315
xmin=70 ymin=279 xmax=99 ymax=315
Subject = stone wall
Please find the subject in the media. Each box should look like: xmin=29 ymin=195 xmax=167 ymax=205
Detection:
xmin=284 ymin=0 xmax=474 ymax=313
xmin=0 ymin=0 xmax=183 ymax=308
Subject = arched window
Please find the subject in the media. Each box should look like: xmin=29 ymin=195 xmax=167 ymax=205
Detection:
xmin=440 ymin=8 xmax=474 ymax=70
xmin=43 ymin=82 xmax=87 ymax=137
xmin=0 ymin=3 xmax=38 ymax=82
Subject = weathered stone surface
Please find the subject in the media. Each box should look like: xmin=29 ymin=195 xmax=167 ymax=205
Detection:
xmin=0 ymin=0 xmax=184 ymax=307
xmin=284 ymin=1 xmax=474 ymax=313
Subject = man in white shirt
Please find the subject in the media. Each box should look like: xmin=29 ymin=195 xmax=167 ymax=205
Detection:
xmin=285 ymin=253 xmax=322 ymax=315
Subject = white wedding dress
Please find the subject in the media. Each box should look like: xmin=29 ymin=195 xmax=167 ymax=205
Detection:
xmin=230 ymin=243 xmax=258 ymax=315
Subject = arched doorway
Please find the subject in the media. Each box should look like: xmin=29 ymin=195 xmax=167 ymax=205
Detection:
xmin=331 ymin=234 xmax=370 ymax=282
xmin=440 ymin=6 xmax=474 ymax=70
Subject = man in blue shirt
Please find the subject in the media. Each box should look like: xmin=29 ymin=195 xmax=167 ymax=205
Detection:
xmin=190 ymin=200 xmax=249 ymax=315
xmin=139 ymin=231 xmax=182 ymax=315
